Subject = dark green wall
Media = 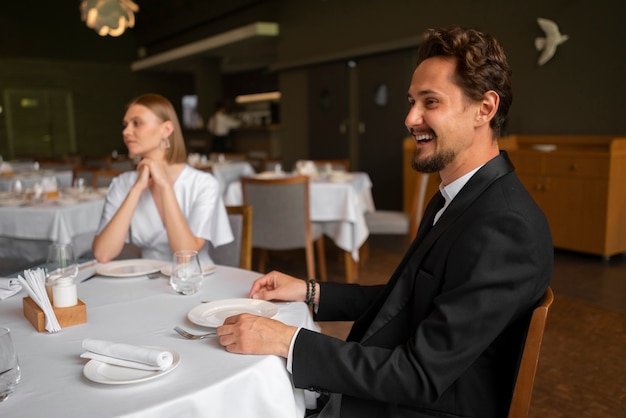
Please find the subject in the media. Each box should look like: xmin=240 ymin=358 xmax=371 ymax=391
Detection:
xmin=1 ymin=0 xmax=624 ymax=159
xmin=276 ymin=0 xmax=626 ymax=136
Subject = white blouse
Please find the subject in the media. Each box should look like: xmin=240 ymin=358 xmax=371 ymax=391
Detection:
xmin=96 ymin=165 xmax=233 ymax=267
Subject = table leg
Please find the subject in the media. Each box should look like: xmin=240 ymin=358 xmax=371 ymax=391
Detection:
xmin=344 ymin=251 xmax=359 ymax=283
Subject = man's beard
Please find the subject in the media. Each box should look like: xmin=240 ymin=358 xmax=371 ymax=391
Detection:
xmin=411 ymin=147 xmax=455 ymax=173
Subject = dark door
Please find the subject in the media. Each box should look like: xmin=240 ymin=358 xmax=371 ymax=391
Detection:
xmin=357 ymin=49 xmax=418 ymax=210
xmin=308 ymin=61 xmax=350 ymax=161
xmin=307 ymin=49 xmax=418 ymax=210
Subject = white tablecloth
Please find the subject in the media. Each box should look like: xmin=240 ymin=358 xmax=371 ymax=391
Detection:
xmin=0 ymin=196 xmax=104 ymax=262
xmin=0 ymin=169 xmax=73 ymax=191
xmin=195 ymin=161 xmax=256 ymax=196
xmin=0 ymin=265 xmax=317 ymax=418
xmin=224 ymin=172 xmax=375 ymax=261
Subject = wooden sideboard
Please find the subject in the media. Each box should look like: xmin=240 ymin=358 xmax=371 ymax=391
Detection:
xmin=403 ymin=134 xmax=626 ymax=258
xmin=503 ymin=135 xmax=626 ymax=258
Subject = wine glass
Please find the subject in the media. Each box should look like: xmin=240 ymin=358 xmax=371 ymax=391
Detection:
xmin=170 ymin=250 xmax=203 ymax=295
xmin=45 ymin=243 xmax=78 ymax=300
xmin=0 ymin=328 xmax=21 ymax=402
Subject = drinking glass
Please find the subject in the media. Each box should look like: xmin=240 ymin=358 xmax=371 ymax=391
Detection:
xmin=170 ymin=250 xmax=203 ymax=295
xmin=45 ymin=243 xmax=78 ymax=300
xmin=9 ymin=179 xmax=23 ymax=196
xmin=0 ymin=328 xmax=21 ymax=402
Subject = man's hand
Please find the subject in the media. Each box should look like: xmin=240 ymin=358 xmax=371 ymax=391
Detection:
xmin=249 ymin=270 xmax=308 ymax=302
xmin=216 ymin=313 xmax=297 ymax=357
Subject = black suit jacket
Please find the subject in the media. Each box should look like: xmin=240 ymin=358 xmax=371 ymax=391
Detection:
xmin=292 ymin=152 xmax=553 ymax=418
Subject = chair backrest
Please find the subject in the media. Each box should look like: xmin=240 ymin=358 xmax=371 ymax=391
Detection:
xmin=508 ymin=287 xmax=555 ymax=418
xmin=241 ymin=175 xmax=312 ymax=250
xmin=92 ymin=169 xmax=123 ymax=188
xmin=109 ymin=157 xmax=136 ymax=171
xmin=208 ymin=205 xmax=252 ymax=270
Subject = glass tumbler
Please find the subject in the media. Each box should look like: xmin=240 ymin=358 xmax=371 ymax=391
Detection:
xmin=170 ymin=250 xmax=203 ymax=295
xmin=45 ymin=243 xmax=78 ymax=301
xmin=0 ymin=328 xmax=21 ymax=402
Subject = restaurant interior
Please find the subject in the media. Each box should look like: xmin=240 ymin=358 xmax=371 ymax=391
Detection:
xmin=0 ymin=1 xmax=625 ymax=417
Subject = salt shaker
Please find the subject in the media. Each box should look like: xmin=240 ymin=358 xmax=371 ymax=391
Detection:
xmin=52 ymin=277 xmax=77 ymax=308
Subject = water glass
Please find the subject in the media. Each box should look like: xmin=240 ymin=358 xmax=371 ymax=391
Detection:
xmin=0 ymin=328 xmax=21 ymax=402
xmin=9 ymin=179 xmax=23 ymax=196
xmin=45 ymin=243 xmax=78 ymax=300
xmin=170 ymin=250 xmax=203 ymax=295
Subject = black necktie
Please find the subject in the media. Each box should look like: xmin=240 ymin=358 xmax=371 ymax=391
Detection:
xmin=415 ymin=191 xmax=445 ymax=240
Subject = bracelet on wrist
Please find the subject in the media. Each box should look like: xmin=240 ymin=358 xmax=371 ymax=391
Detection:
xmin=305 ymin=279 xmax=310 ymax=304
xmin=307 ymin=279 xmax=316 ymax=306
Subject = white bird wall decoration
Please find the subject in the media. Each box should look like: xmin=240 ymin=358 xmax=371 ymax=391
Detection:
xmin=535 ymin=17 xmax=569 ymax=66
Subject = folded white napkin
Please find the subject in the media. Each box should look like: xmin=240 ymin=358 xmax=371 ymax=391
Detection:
xmin=81 ymin=339 xmax=174 ymax=371
xmin=17 ymin=268 xmax=61 ymax=332
xmin=0 ymin=278 xmax=22 ymax=300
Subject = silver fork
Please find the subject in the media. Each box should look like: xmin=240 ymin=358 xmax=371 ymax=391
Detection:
xmin=174 ymin=326 xmax=216 ymax=340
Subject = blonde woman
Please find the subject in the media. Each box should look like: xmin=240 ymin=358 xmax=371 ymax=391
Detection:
xmin=93 ymin=94 xmax=232 ymax=266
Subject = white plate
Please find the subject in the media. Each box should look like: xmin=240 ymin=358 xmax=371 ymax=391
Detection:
xmin=160 ymin=264 xmax=217 ymax=277
xmin=96 ymin=259 xmax=167 ymax=278
xmin=83 ymin=347 xmax=180 ymax=385
xmin=188 ymin=298 xmax=278 ymax=328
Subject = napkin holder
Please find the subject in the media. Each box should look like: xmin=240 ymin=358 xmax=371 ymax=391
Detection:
xmin=22 ymin=297 xmax=87 ymax=332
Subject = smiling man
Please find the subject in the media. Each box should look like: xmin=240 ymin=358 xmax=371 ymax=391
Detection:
xmin=217 ymin=25 xmax=553 ymax=418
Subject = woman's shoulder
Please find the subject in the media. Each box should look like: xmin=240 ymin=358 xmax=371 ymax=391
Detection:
xmin=180 ymin=164 xmax=218 ymax=186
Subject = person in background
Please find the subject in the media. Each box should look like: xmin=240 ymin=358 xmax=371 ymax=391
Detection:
xmin=93 ymin=93 xmax=233 ymax=266
xmin=215 ymin=25 xmax=553 ymax=418
xmin=207 ymin=101 xmax=242 ymax=153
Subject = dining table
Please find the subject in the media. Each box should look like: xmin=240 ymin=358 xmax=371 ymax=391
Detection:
xmin=224 ymin=171 xmax=376 ymax=282
xmin=0 ymin=263 xmax=318 ymax=417
xmin=0 ymin=188 xmax=106 ymax=270
xmin=0 ymin=169 xmax=73 ymax=192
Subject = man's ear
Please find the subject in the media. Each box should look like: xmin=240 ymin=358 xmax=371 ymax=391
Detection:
xmin=475 ymin=90 xmax=500 ymax=126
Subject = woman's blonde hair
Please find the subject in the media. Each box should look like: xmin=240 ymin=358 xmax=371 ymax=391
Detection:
xmin=127 ymin=93 xmax=187 ymax=163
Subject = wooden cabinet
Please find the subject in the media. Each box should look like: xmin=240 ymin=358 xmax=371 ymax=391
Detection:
xmin=504 ymin=135 xmax=626 ymax=258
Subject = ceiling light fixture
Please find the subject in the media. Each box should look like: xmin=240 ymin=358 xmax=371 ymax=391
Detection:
xmin=80 ymin=0 xmax=139 ymax=37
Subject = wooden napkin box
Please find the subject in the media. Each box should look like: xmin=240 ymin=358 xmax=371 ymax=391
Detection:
xmin=23 ymin=297 xmax=87 ymax=332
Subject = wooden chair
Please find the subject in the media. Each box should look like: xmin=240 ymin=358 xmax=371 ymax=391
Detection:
xmin=208 ymin=205 xmax=253 ymax=270
xmin=241 ymin=175 xmax=327 ymax=280
xmin=92 ymin=169 xmax=123 ymax=188
xmin=364 ymin=171 xmax=435 ymax=238
xmin=508 ymin=287 xmax=555 ymax=418
xmin=109 ymin=157 xmax=136 ymax=171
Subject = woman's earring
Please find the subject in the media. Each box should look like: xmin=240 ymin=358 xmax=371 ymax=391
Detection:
xmin=161 ymin=137 xmax=171 ymax=149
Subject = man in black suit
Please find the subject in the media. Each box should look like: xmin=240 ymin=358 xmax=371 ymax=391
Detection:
xmin=217 ymin=25 xmax=553 ymax=418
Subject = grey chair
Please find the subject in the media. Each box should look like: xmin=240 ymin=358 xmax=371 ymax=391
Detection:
xmin=365 ymin=171 xmax=431 ymax=238
xmin=241 ymin=175 xmax=327 ymax=280
xmin=208 ymin=205 xmax=252 ymax=270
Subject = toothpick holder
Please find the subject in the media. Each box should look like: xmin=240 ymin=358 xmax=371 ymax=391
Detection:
xmin=22 ymin=297 xmax=87 ymax=332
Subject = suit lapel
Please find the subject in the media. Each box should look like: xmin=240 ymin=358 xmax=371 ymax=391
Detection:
xmin=346 ymin=192 xmax=444 ymax=342
xmin=357 ymin=152 xmax=515 ymax=343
